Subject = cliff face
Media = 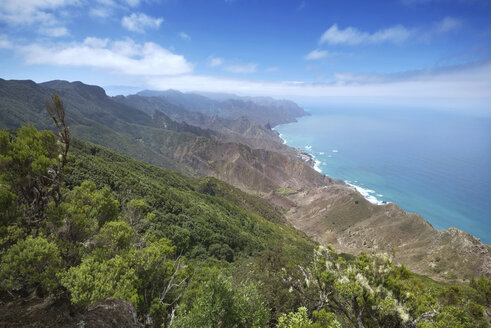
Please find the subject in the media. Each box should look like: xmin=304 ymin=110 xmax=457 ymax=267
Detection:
xmin=135 ymin=123 xmax=332 ymax=194
xmin=276 ymin=184 xmax=491 ymax=280
xmin=115 ymin=94 xmax=299 ymax=155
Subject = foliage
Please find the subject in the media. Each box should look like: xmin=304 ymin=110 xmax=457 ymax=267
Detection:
xmin=311 ymin=309 xmax=342 ymax=328
xmin=61 ymin=236 xmax=190 ymax=326
xmin=469 ymin=275 xmax=491 ymax=304
xmin=286 ymin=245 xmax=409 ymax=327
xmin=56 ymin=180 xmax=120 ymax=243
xmin=94 ymin=220 xmax=134 ymax=257
xmin=276 ymin=308 xmax=341 ymax=328
xmin=0 ymin=235 xmax=61 ymax=295
xmin=175 ymin=273 xmax=270 ymax=328
xmin=277 ymin=307 xmax=312 ymax=328
xmin=64 ymin=138 xmax=314 ymax=261
xmin=281 ymin=246 xmax=490 ymax=328
xmin=61 ymin=253 xmax=139 ymax=306
xmin=0 ymin=125 xmax=62 ymax=223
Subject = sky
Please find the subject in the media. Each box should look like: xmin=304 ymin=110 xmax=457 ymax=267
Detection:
xmin=1 ymin=0 xmax=491 ymax=111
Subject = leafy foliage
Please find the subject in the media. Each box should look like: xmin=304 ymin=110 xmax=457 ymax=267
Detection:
xmin=0 ymin=235 xmax=61 ymax=295
xmin=0 ymin=124 xmax=489 ymax=328
xmin=0 ymin=125 xmax=62 ymax=223
xmin=280 ymin=246 xmax=490 ymax=328
xmin=175 ymin=273 xmax=270 ymax=328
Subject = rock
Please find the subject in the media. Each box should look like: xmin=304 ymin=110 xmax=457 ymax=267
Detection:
xmin=76 ymin=299 xmax=143 ymax=328
xmin=0 ymin=297 xmax=143 ymax=328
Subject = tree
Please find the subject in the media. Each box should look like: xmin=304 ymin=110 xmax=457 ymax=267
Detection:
xmin=60 ymin=252 xmax=140 ymax=307
xmin=45 ymin=93 xmax=70 ymax=174
xmin=58 ymin=180 xmax=120 ymax=243
xmin=134 ymin=238 xmax=190 ymax=327
xmin=61 ymin=237 xmax=190 ymax=327
xmin=277 ymin=307 xmax=312 ymax=328
xmin=0 ymin=93 xmax=69 ymax=225
xmin=0 ymin=126 xmax=62 ymax=224
xmin=286 ymin=246 xmax=410 ymax=328
xmin=94 ymin=220 xmax=134 ymax=258
xmin=175 ymin=273 xmax=270 ymax=328
xmin=125 ymin=198 xmax=148 ymax=228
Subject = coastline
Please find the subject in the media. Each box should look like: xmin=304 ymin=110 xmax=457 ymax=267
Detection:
xmin=273 ymin=107 xmax=491 ymax=245
xmin=274 ymin=126 xmax=388 ymax=206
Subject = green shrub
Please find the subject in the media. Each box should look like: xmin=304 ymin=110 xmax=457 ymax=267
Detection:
xmin=0 ymin=235 xmax=62 ymax=295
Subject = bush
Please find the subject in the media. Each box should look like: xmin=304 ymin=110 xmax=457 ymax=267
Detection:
xmin=0 ymin=235 xmax=62 ymax=295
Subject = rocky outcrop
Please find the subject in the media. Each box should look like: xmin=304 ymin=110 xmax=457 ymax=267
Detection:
xmin=280 ymin=184 xmax=491 ymax=280
xmin=75 ymin=299 xmax=143 ymax=328
xmin=0 ymin=297 xmax=142 ymax=328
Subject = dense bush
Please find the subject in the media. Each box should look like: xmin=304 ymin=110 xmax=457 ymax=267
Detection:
xmin=0 ymin=235 xmax=61 ymax=295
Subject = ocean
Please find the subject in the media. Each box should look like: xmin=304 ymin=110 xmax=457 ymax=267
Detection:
xmin=275 ymin=105 xmax=491 ymax=244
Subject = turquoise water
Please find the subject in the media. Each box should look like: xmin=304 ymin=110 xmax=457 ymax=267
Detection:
xmin=275 ymin=106 xmax=491 ymax=244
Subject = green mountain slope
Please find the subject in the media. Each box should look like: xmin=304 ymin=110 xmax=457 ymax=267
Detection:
xmin=0 ymin=78 xmax=192 ymax=174
xmin=65 ymin=138 xmax=311 ymax=257
xmin=1 ymin=125 xmax=489 ymax=328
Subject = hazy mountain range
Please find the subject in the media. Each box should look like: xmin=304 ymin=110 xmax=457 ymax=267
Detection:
xmin=1 ymin=78 xmax=489 ymax=281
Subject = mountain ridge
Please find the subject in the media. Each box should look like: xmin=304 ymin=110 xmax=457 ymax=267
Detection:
xmin=0 ymin=78 xmax=489 ymax=282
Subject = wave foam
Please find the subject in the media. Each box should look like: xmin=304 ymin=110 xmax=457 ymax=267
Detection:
xmin=278 ymin=133 xmax=287 ymax=144
xmin=332 ymin=149 xmax=338 ymax=153
xmin=346 ymin=182 xmax=388 ymax=206
xmin=314 ymin=160 xmax=322 ymax=173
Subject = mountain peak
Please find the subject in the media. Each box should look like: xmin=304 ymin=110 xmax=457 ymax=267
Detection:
xmin=40 ymin=80 xmax=107 ymax=100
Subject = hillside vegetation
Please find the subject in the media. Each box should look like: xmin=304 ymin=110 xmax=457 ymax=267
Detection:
xmin=0 ymin=104 xmax=490 ymax=327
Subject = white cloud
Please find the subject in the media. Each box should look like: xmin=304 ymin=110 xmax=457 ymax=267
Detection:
xmin=124 ymin=0 xmax=140 ymax=7
xmin=122 ymin=13 xmax=163 ymax=33
xmin=179 ymin=32 xmax=191 ymax=40
xmin=90 ymin=7 xmax=112 ymax=18
xmin=224 ymin=63 xmax=258 ymax=73
xmin=434 ymin=16 xmax=462 ymax=33
xmin=304 ymin=49 xmax=328 ymax=60
xmin=0 ymin=35 xmax=13 ymax=48
xmin=0 ymin=0 xmax=74 ymax=26
xmin=265 ymin=66 xmax=279 ymax=72
xmin=89 ymin=0 xmax=143 ymax=18
xmin=38 ymin=26 xmax=69 ymax=37
xmin=320 ymin=24 xmax=412 ymax=45
xmin=0 ymin=0 xmax=76 ymax=38
xmin=209 ymin=57 xmax=223 ymax=67
xmin=142 ymin=59 xmax=491 ymax=110
xmin=208 ymin=57 xmax=259 ymax=73
xmin=21 ymin=37 xmax=193 ymax=76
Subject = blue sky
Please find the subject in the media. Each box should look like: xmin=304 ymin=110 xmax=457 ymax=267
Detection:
xmin=1 ymin=0 xmax=490 ymax=110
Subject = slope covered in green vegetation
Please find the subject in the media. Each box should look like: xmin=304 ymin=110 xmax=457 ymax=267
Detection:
xmin=1 ymin=123 xmax=489 ymax=327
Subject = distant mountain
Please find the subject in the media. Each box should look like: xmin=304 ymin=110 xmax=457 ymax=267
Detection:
xmin=0 ymin=78 xmax=190 ymax=174
xmin=136 ymin=89 xmax=309 ymax=126
xmin=114 ymin=93 xmax=298 ymax=155
xmin=0 ymin=78 xmax=325 ymax=193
